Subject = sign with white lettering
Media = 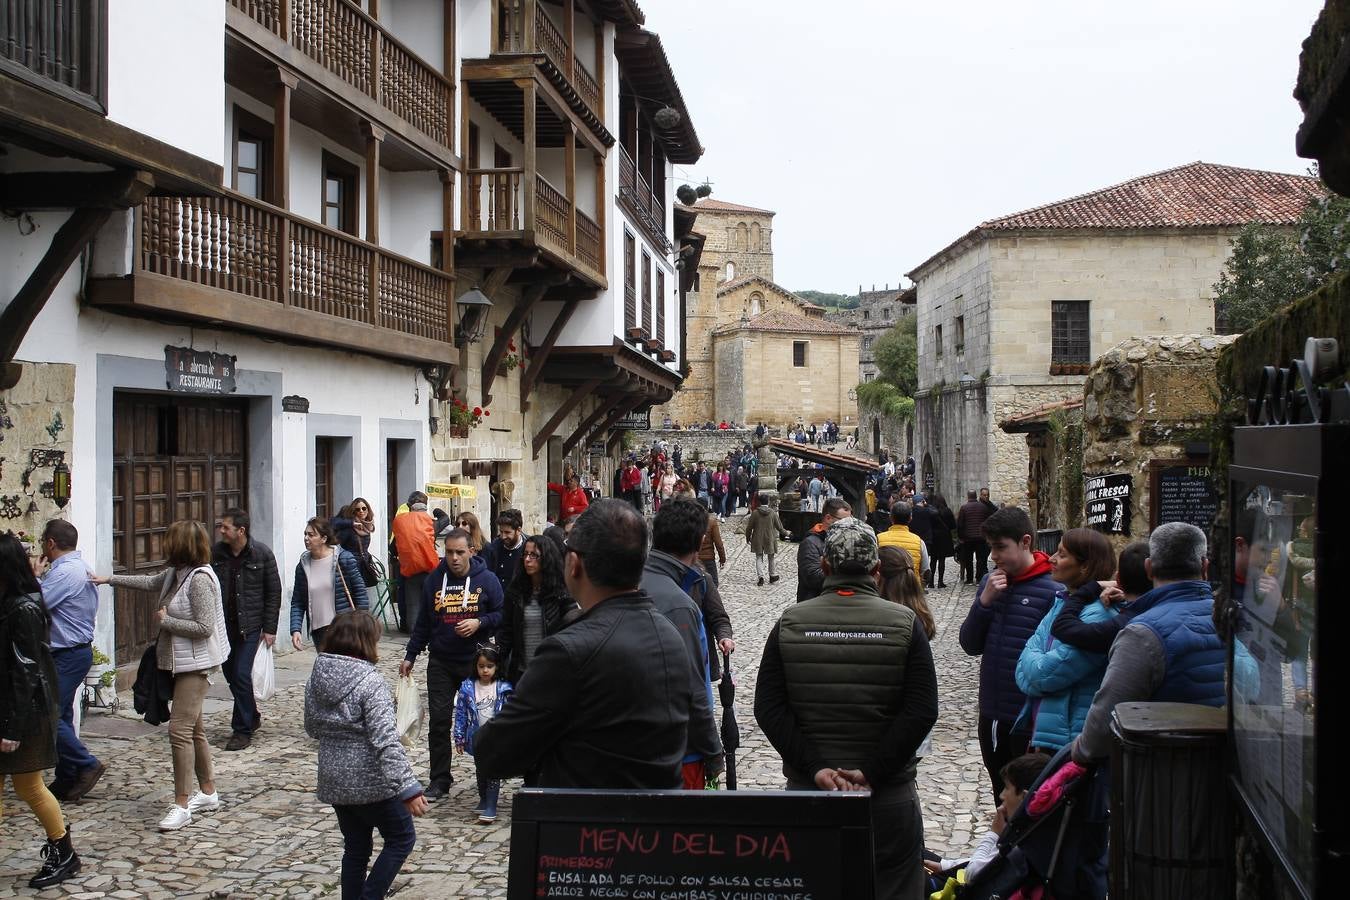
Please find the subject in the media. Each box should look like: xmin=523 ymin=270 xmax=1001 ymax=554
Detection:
xmin=165 ymin=347 xmax=236 ymax=394
xmin=1084 ymin=472 xmax=1132 ymax=535
xmin=613 ymin=409 xmax=651 ymax=430
xmin=507 ymin=789 xmax=873 ymax=899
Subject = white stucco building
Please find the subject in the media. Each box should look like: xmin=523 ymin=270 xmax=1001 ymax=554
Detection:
xmin=1 ymin=0 xmax=699 ymax=671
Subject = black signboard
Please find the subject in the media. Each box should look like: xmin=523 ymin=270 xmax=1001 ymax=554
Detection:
xmin=165 ymin=346 xmax=237 ymax=394
xmin=1084 ymin=472 xmax=1131 ymax=535
xmin=1152 ymin=463 xmax=1221 ymax=532
xmin=613 ymin=409 xmax=651 ymax=430
xmin=507 ymin=789 xmax=874 ymax=899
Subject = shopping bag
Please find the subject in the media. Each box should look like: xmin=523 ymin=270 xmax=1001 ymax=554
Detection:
xmin=395 ymin=674 xmax=424 ymax=748
xmin=251 ymin=642 xmax=276 ymax=702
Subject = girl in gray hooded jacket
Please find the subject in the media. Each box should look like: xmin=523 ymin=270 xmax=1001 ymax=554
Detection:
xmin=304 ymin=612 xmax=427 ymax=899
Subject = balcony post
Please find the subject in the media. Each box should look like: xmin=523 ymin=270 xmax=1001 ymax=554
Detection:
xmin=521 ymin=79 xmax=536 ymax=233
xmin=274 ymin=68 xmax=298 ymax=308
xmin=565 ymin=124 xmax=576 ymax=254
xmin=278 ymin=0 xmax=291 ymax=41
xmin=363 ymin=122 xmax=384 ymax=245
xmin=444 ymin=0 xmax=456 ymax=146
xmin=563 ymin=0 xmax=575 ymax=75
xmin=594 ymin=21 xmax=605 ymax=119
xmin=439 ymin=168 xmax=455 ymax=278
xmin=524 ymin=0 xmax=537 ymax=53
xmin=371 ymin=20 xmax=382 ymax=104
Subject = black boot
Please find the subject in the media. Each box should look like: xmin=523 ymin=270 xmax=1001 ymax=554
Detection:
xmin=30 ymin=831 xmax=81 ymax=888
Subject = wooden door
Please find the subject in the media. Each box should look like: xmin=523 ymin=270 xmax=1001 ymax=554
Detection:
xmin=112 ymin=394 xmax=247 ymax=665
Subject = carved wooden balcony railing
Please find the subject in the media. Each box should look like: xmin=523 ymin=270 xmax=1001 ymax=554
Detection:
xmin=463 ymin=166 xmax=603 ymax=281
xmin=0 ymin=0 xmax=107 ymax=110
xmin=230 ymin=0 xmax=451 ymax=148
xmin=137 ymin=191 xmax=451 ymax=345
xmin=493 ymin=0 xmax=602 ymax=118
xmin=617 ymin=144 xmax=671 ymax=254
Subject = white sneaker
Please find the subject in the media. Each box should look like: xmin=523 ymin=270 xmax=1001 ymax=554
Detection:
xmin=158 ymin=804 xmax=192 ymax=831
xmin=187 ymin=790 xmax=220 ymax=813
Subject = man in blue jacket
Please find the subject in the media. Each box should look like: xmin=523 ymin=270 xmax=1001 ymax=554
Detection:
xmin=958 ymin=506 xmax=1059 ymax=804
xmin=400 ymin=529 xmax=503 ymax=799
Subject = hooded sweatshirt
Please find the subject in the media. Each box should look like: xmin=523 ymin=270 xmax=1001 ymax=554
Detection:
xmin=405 ymin=554 xmax=504 ymax=667
xmin=303 ymin=653 xmax=422 ymax=806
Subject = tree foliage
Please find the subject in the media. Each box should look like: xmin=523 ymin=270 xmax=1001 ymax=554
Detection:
xmin=872 ymin=313 xmax=918 ymax=396
xmin=1214 ymin=187 xmax=1350 ymax=333
xmin=856 ymin=380 xmax=915 ymax=420
xmin=795 ymin=290 xmax=860 ymax=309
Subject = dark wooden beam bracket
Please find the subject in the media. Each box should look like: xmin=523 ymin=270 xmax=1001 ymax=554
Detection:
xmin=481 ymin=282 xmax=548 ymax=405
xmin=532 ymin=376 xmax=603 ymax=457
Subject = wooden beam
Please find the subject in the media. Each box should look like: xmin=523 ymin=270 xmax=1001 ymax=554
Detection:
xmin=533 ymin=377 xmax=603 ymax=457
xmin=274 ymin=68 xmax=298 ymax=210
xmin=1 ymin=187 xmax=148 ymax=385
xmin=594 ymin=151 xmax=606 ymax=271
xmin=482 ymin=282 xmax=548 ymax=405
xmin=590 ymin=394 xmax=645 ymax=453
xmin=454 ymin=246 xmax=541 ymax=269
xmin=521 ymin=78 xmax=538 ymax=232
xmin=363 ymin=122 xmax=385 ymax=244
xmin=0 ymin=171 xmax=157 ymax=210
xmin=484 ymin=266 xmax=514 ymax=297
xmin=565 ymin=123 xmax=577 ymax=254
xmin=521 ymin=299 xmax=580 ymax=410
xmin=561 ymin=396 xmax=615 ymax=456
xmin=594 ymin=20 xmax=605 ymax=120
xmin=444 ymin=0 xmax=456 ymax=148
xmin=563 ymin=0 xmax=575 ymax=74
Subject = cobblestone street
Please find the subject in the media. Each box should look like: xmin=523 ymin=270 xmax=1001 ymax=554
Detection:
xmin=0 ymin=534 xmax=988 ymax=898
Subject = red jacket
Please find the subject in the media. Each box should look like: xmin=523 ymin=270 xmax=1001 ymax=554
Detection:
xmin=549 ymin=483 xmax=591 ymax=519
xmin=620 ymin=466 xmax=642 ymax=492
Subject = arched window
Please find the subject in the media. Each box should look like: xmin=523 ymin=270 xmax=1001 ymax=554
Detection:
xmin=726 ymin=261 xmax=736 ymax=281
xmin=736 ymin=222 xmax=749 ymax=252
xmin=750 ymin=221 xmax=761 ymax=251
xmin=749 ymin=291 xmax=763 ymax=315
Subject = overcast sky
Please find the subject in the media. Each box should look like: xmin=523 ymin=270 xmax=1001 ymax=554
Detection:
xmin=648 ymin=0 xmax=1326 ymax=293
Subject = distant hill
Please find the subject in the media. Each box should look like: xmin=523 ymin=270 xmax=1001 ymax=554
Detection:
xmin=795 ymin=290 xmax=861 ymax=309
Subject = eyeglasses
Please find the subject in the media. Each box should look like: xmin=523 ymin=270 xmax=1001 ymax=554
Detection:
xmin=523 ymin=551 xmax=541 ymax=560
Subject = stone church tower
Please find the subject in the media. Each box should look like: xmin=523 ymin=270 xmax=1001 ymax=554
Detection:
xmin=655 ymin=198 xmax=860 ymax=428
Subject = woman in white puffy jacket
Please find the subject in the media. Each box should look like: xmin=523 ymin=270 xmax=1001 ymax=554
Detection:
xmin=94 ymin=520 xmax=227 ymax=832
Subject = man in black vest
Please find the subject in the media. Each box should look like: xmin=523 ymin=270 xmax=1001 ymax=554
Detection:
xmin=755 ymin=519 xmax=939 ymax=900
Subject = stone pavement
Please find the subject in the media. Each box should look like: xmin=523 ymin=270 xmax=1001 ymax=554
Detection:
xmin=0 ymin=532 xmax=990 ymax=898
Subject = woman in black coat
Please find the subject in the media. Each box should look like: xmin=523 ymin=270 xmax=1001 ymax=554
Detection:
xmin=496 ymin=534 xmax=575 ymax=684
xmin=0 ymin=532 xmax=81 ymax=888
xmin=928 ymin=494 xmax=958 ymax=588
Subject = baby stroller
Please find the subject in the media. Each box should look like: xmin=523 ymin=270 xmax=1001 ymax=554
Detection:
xmin=939 ymin=745 xmax=1109 ymax=900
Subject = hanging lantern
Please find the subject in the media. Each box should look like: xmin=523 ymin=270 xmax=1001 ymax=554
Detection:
xmin=52 ymin=462 xmax=71 ymax=509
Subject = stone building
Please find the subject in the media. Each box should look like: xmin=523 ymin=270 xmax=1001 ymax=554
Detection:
xmin=652 ymin=198 xmax=861 ymax=427
xmin=827 ymin=284 xmax=917 ymax=382
xmin=907 ymin=161 xmax=1323 ymax=507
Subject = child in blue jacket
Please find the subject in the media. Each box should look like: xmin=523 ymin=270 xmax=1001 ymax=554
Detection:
xmin=453 ymin=646 xmax=513 ymax=823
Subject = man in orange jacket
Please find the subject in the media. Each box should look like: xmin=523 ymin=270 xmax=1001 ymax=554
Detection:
xmin=392 ymin=491 xmax=439 ymax=634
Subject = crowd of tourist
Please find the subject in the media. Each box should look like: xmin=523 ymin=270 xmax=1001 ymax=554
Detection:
xmin=0 ymin=453 xmax=1277 ymax=899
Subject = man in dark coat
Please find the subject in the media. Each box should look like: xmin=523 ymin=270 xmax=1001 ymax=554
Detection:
xmin=958 ymin=506 xmax=1059 ymax=803
xmin=796 ymin=498 xmax=852 ymax=603
xmin=956 ymin=490 xmax=993 ymax=584
xmin=476 ymin=501 xmax=704 ymax=789
xmin=480 ymin=508 xmax=527 ymax=594
xmin=908 ymin=494 xmax=937 ymax=588
xmin=211 ymin=508 xmax=282 ymax=751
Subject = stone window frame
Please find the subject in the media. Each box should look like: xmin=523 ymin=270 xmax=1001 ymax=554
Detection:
xmin=792 ymin=341 xmax=808 ymax=367
xmin=954 ymin=315 xmax=965 ymax=353
xmin=1051 ymin=299 xmax=1092 ymax=373
xmin=935 ymin=323 xmax=944 ymax=357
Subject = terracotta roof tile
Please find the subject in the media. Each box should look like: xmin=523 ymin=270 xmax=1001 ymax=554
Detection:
xmin=909 ymin=161 xmax=1326 ymax=278
xmin=715 ymin=308 xmax=860 ymax=336
xmin=693 ymin=198 xmax=775 ymax=215
xmin=982 ymin=162 xmax=1323 ymax=230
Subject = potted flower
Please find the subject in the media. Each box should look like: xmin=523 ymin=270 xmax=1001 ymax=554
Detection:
xmin=500 ymin=338 xmax=522 ymax=373
xmin=446 ymin=399 xmax=489 ymax=437
xmin=84 ymin=647 xmax=118 ymax=710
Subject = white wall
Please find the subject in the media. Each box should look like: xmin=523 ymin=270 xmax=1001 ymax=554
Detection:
xmin=382 ymin=170 xmax=443 ymax=264
xmin=108 ymin=0 xmax=224 ymax=165
xmin=382 ymin=0 xmax=445 ymax=75
xmin=459 ymin=0 xmax=493 ymax=59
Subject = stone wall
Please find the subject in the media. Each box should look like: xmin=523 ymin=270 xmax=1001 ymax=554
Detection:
xmin=694 ymin=204 xmax=775 ymax=283
xmin=1081 ymin=333 xmax=1237 ymax=548
xmin=857 ymin=405 xmax=912 ymax=460
xmin=0 ymin=361 xmax=76 ymax=539
xmin=915 ymin=241 xmax=993 ymax=392
xmin=731 ymin=331 xmax=860 ymax=426
xmin=629 ymin=428 xmax=756 ymax=461
xmin=913 ymin=383 xmax=991 ymax=503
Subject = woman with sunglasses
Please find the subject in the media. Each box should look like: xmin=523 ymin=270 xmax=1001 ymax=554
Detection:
xmin=455 ymin=512 xmax=486 ymax=555
xmin=496 ymin=535 xmax=574 ymax=685
xmin=334 ymin=498 xmax=377 ymax=587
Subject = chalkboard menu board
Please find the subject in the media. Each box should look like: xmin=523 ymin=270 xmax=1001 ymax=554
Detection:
xmin=1152 ymin=463 xmax=1220 ymax=532
xmin=1085 ymin=472 xmax=1132 ymax=535
xmin=507 ymin=789 xmax=874 ymax=899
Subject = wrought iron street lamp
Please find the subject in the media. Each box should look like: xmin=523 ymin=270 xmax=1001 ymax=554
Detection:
xmin=959 ymin=372 xmax=977 ymax=402
xmin=52 ymin=461 xmax=71 ymax=509
xmin=455 ymin=287 xmax=494 ymax=347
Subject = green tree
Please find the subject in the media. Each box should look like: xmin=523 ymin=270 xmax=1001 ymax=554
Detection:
xmin=1213 ymin=184 xmax=1350 ymax=333
xmin=795 ymin=290 xmax=861 ymax=309
xmin=872 ymin=313 xmax=918 ymax=396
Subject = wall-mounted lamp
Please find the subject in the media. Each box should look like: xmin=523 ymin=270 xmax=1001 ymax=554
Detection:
xmin=959 ymin=372 xmax=977 ymax=402
xmin=52 ymin=461 xmax=71 ymax=509
xmin=455 ymin=286 xmax=494 ymax=347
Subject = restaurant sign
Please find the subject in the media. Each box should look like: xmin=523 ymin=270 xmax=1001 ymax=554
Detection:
xmin=165 ymin=346 xmax=237 ymax=394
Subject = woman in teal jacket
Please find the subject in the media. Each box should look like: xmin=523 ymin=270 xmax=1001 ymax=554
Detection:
xmin=1015 ymin=528 xmax=1118 ymax=752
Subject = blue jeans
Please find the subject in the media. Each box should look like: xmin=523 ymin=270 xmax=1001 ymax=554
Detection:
xmin=51 ymin=645 xmax=99 ymax=782
xmin=221 ymin=631 xmax=262 ymax=735
xmin=333 ymin=797 xmax=417 ymax=899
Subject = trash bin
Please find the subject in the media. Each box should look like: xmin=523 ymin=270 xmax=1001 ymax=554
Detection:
xmin=1109 ymin=702 xmax=1231 ymax=900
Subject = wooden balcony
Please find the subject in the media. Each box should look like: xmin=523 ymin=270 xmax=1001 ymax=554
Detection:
xmin=88 ymin=191 xmax=456 ymax=364
xmin=228 ymin=0 xmax=454 ymax=160
xmin=463 ymin=167 xmax=604 ymax=287
xmin=495 ymin=0 xmax=602 ymax=118
xmin=0 ymin=0 xmax=106 ymax=111
xmin=618 ymin=144 xmax=670 ymax=253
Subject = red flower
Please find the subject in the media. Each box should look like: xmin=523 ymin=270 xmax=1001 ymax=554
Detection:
xmin=473 ymin=406 xmax=482 ymax=416
xmin=508 ymin=339 xmax=516 ymax=352
xmin=484 ymin=409 xmax=490 ymax=416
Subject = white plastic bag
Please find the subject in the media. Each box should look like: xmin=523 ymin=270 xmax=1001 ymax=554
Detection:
xmin=251 ymin=642 xmax=276 ymax=702
xmin=395 ymin=674 xmax=423 ymax=748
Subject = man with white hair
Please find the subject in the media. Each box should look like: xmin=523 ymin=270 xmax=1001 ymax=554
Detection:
xmin=1070 ymin=522 xmax=1226 ymax=765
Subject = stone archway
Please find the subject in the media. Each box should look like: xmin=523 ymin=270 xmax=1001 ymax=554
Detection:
xmin=922 ymin=452 xmax=935 ymax=494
